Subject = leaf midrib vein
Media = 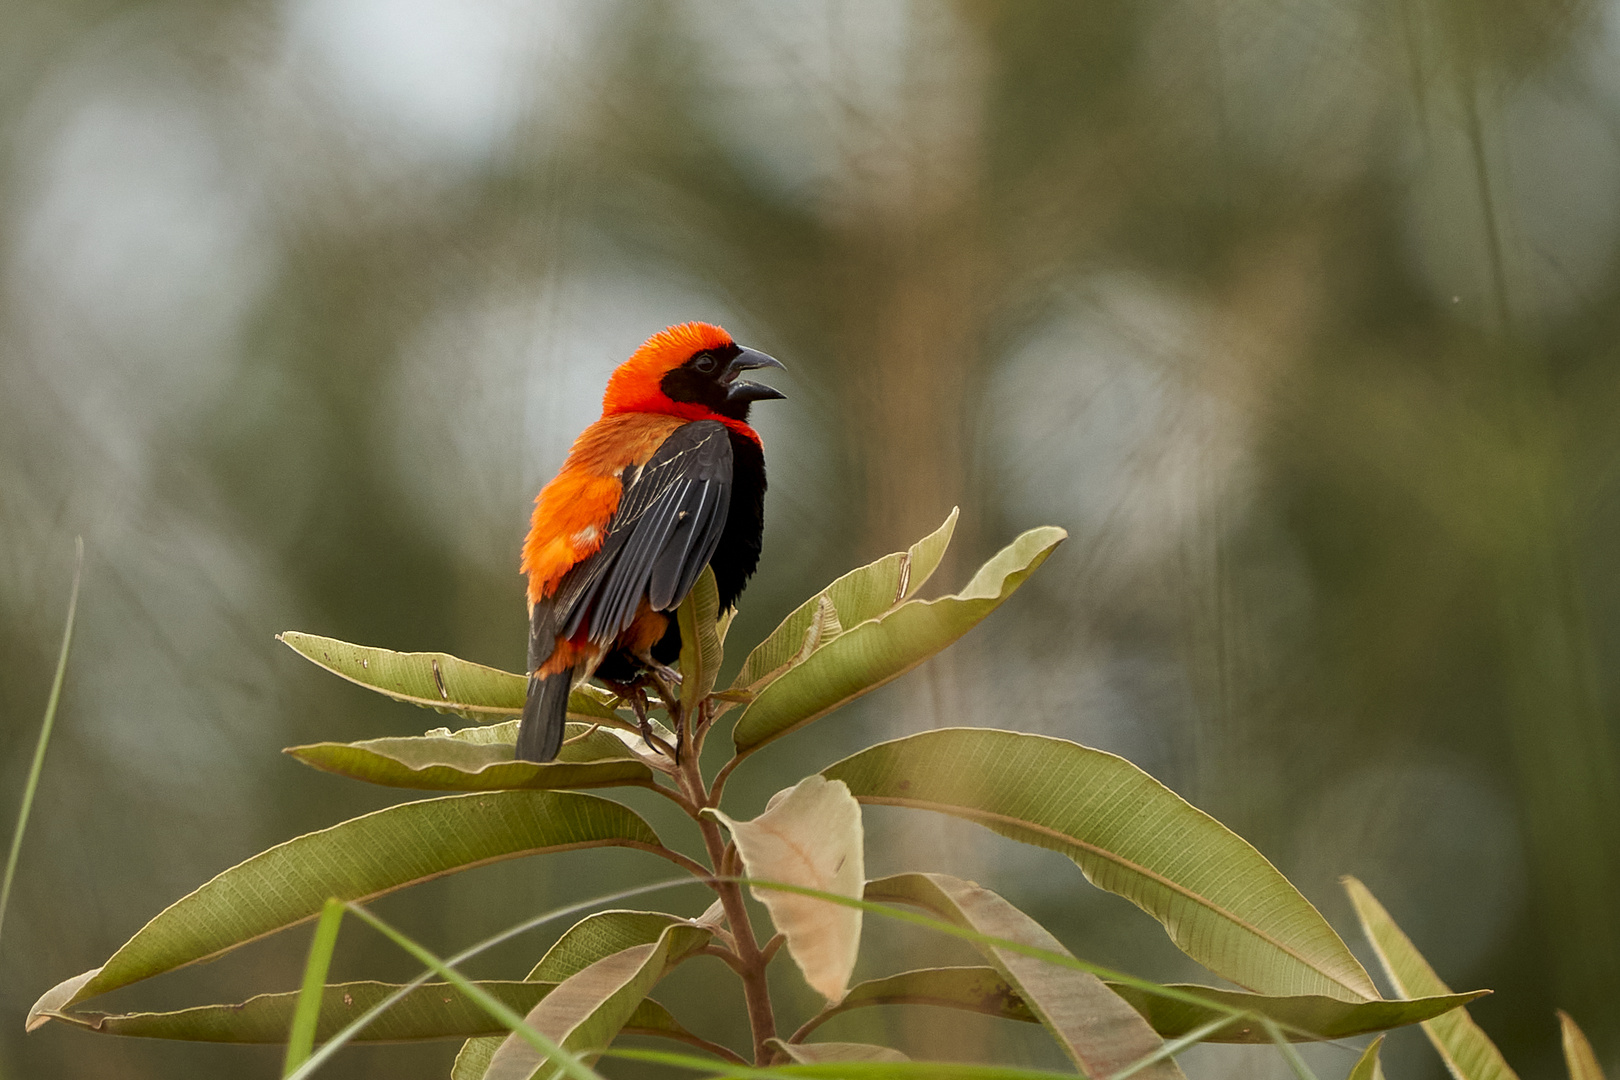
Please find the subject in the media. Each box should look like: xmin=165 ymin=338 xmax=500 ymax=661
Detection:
xmin=855 ymin=796 xmax=1370 ymax=1002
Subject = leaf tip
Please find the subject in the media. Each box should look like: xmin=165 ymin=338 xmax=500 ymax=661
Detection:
xmin=28 ymin=967 xmax=100 ymax=1031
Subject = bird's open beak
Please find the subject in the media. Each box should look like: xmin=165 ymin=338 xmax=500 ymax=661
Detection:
xmin=723 ymin=347 xmax=787 ymax=404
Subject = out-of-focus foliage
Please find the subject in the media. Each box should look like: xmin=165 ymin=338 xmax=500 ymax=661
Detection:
xmin=2 ymin=1 xmax=1618 ymax=1077
xmin=26 ymin=527 xmax=1490 ymax=1077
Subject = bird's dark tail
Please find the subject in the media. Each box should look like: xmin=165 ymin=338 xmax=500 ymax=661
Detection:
xmin=517 ymin=670 xmax=572 ymax=762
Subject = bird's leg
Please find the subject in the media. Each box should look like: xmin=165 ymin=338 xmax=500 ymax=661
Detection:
xmin=641 ymin=663 xmax=685 ymax=764
xmin=625 ymin=660 xmax=683 ymax=761
xmin=620 ymin=684 xmax=677 ymax=760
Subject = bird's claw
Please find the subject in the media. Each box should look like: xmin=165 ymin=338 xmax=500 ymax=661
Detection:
xmin=614 ymin=682 xmax=678 ymax=763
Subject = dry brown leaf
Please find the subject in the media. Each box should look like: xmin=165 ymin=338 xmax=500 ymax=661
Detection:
xmin=711 ymin=776 xmax=864 ymax=1000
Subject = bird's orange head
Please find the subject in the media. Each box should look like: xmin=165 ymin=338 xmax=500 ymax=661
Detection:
xmin=601 ymin=322 xmax=786 ymax=439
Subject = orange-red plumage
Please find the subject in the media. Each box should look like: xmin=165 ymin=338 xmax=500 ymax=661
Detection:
xmin=516 ymin=321 xmax=784 ymax=762
xmin=600 ymin=322 xmax=764 ymax=442
xmin=521 ymin=412 xmax=686 ymax=605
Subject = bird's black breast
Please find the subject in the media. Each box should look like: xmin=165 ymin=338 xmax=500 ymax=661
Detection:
xmin=710 ymin=430 xmax=767 ymax=612
xmin=632 ymin=428 xmax=765 ymax=672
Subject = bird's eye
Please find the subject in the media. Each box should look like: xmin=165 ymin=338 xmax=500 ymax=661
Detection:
xmin=693 ymin=353 xmax=717 ymax=374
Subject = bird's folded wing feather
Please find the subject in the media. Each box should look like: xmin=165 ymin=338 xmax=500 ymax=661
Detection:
xmin=553 ymin=420 xmax=734 ymax=646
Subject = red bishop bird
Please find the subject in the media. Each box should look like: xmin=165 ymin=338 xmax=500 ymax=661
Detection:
xmin=518 ymin=322 xmax=785 ymax=762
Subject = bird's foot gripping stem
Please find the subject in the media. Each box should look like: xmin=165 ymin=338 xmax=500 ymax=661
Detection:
xmin=618 ymin=684 xmax=678 ymax=762
xmin=640 ymin=662 xmax=687 ymax=761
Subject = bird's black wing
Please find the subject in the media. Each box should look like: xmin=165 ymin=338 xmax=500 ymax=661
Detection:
xmin=551 ymin=420 xmax=733 ymax=648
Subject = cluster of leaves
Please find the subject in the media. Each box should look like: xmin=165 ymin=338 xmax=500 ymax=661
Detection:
xmin=27 ymin=513 xmax=1610 ymax=1080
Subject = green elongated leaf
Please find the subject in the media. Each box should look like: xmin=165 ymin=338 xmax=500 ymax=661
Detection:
xmin=1344 ymin=877 xmax=1518 ymax=1080
xmin=455 ymin=909 xmax=699 ymax=1080
xmin=800 ymin=966 xmax=1039 ymax=1036
xmin=680 ymin=567 xmax=724 ymax=712
xmin=1559 ymin=1011 xmax=1608 ymax=1080
xmin=452 ymin=1033 xmax=505 ymax=1078
xmin=770 ymin=1039 xmax=908 ymax=1064
xmin=532 ymin=910 xmax=692 ymax=981
xmin=278 ymin=632 xmax=619 ymax=722
xmin=1348 ymin=1036 xmax=1386 ymax=1080
xmin=52 ymin=977 xmax=690 ymax=1050
xmin=733 ymin=526 xmax=1063 ymax=754
xmin=453 ymin=999 xmax=699 ymax=1080
xmin=619 ymin=999 xmax=706 ymax=1050
xmin=902 ymin=508 xmax=959 ymax=600
xmin=799 ymin=966 xmax=1477 ymax=1045
xmin=29 ymin=791 xmax=664 ymax=1022
xmin=732 ymin=509 xmax=959 ymax=694
xmin=39 ymin=980 xmax=554 ymax=1042
xmin=286 ymin=721 xmax=653 ymax=791
xmin=1103 ymin=982 xmax=1485 ymax=1043
xmin=826 ymin=731 xmax=1379 ymax=1002
xmin=865 ymin=873 xmax=1184 ymax=1080
xmin=337 ymin=905 xmax=602 ymax=1080
xmin=484 ymin=923 xmax=710 ymax=1080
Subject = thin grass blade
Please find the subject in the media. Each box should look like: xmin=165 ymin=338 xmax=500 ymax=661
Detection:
xmin=279 ymin=879 xmax=706 ymax=1078
xmin=1261 ymin=1018 xmax=1322 ymax=1080
xmin=335 ymin=903 xmax=602 ymax=1080
xmin=0 ymin=537 xmax=82 ymax=949
xmin=282 ymin=899 xmax=344 ymax=1076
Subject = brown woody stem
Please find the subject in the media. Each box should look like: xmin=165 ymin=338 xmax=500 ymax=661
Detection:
xmin=696 ymin=810 xmax=777 ymax=1063
xmin=666 ymin=692 xmax=776 ymax=1064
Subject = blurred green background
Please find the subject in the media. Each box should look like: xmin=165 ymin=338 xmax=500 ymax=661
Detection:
xmin=3 ymin=2 xmax=1619 ymax=1077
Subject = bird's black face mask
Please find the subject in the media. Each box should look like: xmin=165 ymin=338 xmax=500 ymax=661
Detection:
xmin=661 ymin=345 xmax=786 ymax=422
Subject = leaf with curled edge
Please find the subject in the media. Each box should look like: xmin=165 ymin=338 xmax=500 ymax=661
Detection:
xmin=481 ymin=922 xmax=711 ymax=1080
xmin=285 ymin=721 xmax=653 ymax=791
xmin=454 ymin=910 xmax=708 ymax=1080
xmin=793 ymin=597 xmax=844 ymax=666
xmin=732 ymin=526 xmax=1063 ymax=755
xmin=278 ymin=632 xmax=620 ymax=723
xmin=731 ymin=509 xmax=959 ymax=695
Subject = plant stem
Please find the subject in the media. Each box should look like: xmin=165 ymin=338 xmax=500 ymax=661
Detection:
xmin=697 ymin=811 xmax=777 ymax=1063
xmin=671 ymin=699 xmax=776 ymax=1066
